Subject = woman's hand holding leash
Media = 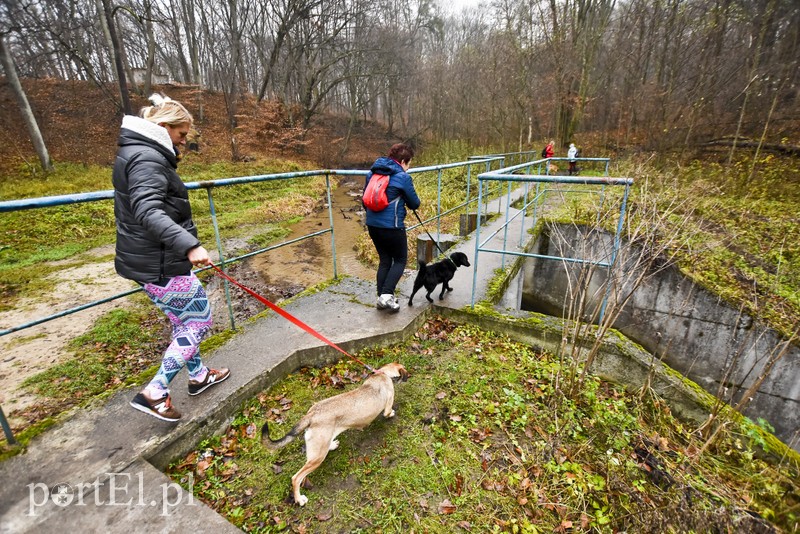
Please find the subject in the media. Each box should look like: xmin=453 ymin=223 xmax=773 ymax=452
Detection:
xmin=188 ymin=246 xmax=210 ymax=267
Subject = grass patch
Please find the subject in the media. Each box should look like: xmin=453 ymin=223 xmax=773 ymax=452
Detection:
xmin=167 ymin=317 xmax=798 ymax=533
xmin=19 ymin=304 xmax=166 ymax=410
xmin=633 ymin=155 xmax=800 ymax=337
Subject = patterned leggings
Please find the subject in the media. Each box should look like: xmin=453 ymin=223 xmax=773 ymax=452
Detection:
xmin=142 ymin=273 xmax=213 ymax=395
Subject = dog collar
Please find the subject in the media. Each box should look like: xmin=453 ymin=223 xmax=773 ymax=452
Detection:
xmin=446 ymin=256 xmax=458 ymax=268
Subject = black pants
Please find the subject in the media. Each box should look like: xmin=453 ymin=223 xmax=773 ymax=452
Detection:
xmin=367 ymin=225 xmax=407 ymax=296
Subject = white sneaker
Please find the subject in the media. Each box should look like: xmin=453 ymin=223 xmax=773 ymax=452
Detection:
xmin=378 ymin=294 xmax=401 ymax=311
xmin=375 ymin=293 xmax=392 ymax=310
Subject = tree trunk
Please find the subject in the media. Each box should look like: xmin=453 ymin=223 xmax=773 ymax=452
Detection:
xmin=102 ymin=0 xmax=132 ymax=115
xmin=0 ymin=37 xmax=53 ymax=172
xmin=143 ymin=0 xmax=156 ymax=96
xmin=727 ymin=0 xmax=776 ymax=165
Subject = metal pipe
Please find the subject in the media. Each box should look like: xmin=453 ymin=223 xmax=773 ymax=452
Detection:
xmin=436 ymin=168 xmax=442 ymax=242
xmin=206 ymin=187 xmax=236 ymax=330
xmin=0 ymin=287 xmax=142 ymax=337
xmin=0 ymin=406 xmax=17 ymax=446
xmin=465 ymin=163 xmax=473 ymax=220
xmin=476 ymin=247 xmax=612 ymax=267
xmin=480 ymin=173 xmax=632 ymax=186
xmin=598 ymin=182 xmax=631 ymax=323
xmin=325 ymin=174 xmax=338 ymax=280
xmin=502 ymin=180 xmax=512 ymax=269
xmin=470 ymin=176 xmax=485 ymax=308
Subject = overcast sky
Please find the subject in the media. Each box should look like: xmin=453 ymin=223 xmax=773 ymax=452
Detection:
xmin=440 ymin=0 xmax=485 ymax=15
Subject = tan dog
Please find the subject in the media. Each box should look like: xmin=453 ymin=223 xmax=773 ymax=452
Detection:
xmin=261 ymin=362 xmax=409 ymax=506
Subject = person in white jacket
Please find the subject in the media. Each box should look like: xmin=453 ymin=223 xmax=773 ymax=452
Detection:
xmin=567 ymin=143 xmax=579 ymax=175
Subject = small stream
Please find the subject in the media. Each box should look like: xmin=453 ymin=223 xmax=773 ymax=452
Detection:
xmin=247 ymin=175 xmax=374 ymax=289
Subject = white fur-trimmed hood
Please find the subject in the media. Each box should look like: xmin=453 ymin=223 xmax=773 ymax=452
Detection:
xmin=121 ymin=115 xmax=174 ymax=153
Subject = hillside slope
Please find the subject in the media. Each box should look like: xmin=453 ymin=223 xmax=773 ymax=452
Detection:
xmin=0 ymin=79 xmax=399 ymax=173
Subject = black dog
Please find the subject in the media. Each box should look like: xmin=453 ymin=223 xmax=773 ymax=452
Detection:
xmin=408 ymin=252 xmax=470 ymax=306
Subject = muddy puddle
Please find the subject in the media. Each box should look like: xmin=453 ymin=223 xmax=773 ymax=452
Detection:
xmin=247 ymin=175 xmax=374 ymax=290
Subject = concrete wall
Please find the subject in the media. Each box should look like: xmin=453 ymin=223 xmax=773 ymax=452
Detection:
xmin=522 ymin=223 xmax=800 ymax=449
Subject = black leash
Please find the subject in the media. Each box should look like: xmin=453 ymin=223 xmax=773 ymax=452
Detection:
xmin=412 ymin=210 xmax=456 ymax=267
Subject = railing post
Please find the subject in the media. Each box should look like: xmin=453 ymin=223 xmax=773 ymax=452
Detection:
xmin=520 ymin=166 xmax=531 ymax=248
xmin=0 ymin=406 xmax=17 ymax=446
xmin=470 ymin=176 xmax=485 ymax=309
xmin=436 ymin=168 xmax=443 ymax=244
xmin=206 ymin=187 xmax=236 ymax=331
xmin=325 ymin=173 xmax=338 ymax=279
xmin=497 ymin=158 xmax=506 ymax=213
xmin=465 ymin=163 xmax=472 ymax=219
xmin=502 ymin=179 xmax=512 ymax=269
xmin=598 ymin=181 xmax=631 ymax=324
xmin=483 ymin=161 xmax=491 ymax=220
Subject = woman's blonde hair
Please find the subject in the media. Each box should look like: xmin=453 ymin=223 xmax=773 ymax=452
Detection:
xmin=139 ymin=93 xmax=193 ymax=127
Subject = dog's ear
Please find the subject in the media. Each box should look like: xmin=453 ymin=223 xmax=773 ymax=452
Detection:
xmin=387 ymin=363 xmax=409 ymax=382
xmin=398 ymin=365 xmax=409 ymax=382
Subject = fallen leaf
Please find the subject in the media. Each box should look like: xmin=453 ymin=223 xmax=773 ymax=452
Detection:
xmin=196 ymin=459 xmax=211 ymax=477
xmin=317 ymin=511 xmax=333 ymax=521
xmin=438 ymin=499 xmax=457 ymax=514
xmin=435 ymin=391 xmax=447 ymax=400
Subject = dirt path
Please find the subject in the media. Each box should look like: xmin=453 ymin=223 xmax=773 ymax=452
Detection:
xmin=0 ymin=247 xmax=131 ymax=421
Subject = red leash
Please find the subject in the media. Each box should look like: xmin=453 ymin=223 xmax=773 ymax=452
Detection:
xmin=209 ymin=263 xmax=376 ymax=373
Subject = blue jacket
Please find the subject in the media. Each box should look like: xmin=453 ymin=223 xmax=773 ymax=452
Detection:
xmin=363 ymin=157 xmax=421 ymax=229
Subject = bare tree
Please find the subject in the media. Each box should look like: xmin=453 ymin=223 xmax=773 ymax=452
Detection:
xmin=0 ymin=35 xmax=53 ymax=172
xmin=99 ymin=0 xmax=132 ymax=114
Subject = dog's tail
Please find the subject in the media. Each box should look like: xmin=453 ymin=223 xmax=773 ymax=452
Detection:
xmin=261 ymin=417 xmax=309 ymax=451
xmin=417 ymin=259 xmax=426 ymax=270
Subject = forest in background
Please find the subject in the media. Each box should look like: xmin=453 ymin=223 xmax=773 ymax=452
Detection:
xmin=1 ymin=0 xmax=798 ymax=168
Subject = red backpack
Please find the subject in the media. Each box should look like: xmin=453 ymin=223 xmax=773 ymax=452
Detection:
xmin=363 ymin=173 xmax=390 ymax=211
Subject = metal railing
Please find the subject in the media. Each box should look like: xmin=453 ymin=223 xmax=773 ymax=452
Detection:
xmin=0 ymin=151 xmax=547 ymax=444
xmin=469 ymin=158 xmax=633 ymax=324
xmin=0 ymin=156 xmax=522 ymax=338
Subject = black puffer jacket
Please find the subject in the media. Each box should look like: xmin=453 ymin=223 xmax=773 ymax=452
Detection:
xmin=112 ymin=115 xmax=200 ymax=283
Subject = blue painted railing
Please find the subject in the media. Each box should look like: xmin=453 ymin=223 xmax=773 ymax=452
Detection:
xmin=468 ymin=157 xmax=632 ymax=325
xmin=0 ymin=157 xmax=515 ymax=338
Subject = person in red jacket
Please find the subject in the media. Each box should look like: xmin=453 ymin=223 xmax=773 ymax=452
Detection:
xmin=544 ymin=140 xmax=555 ymax=159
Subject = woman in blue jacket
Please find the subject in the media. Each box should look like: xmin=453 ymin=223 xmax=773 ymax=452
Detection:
xmin=364 ymin=143 xmax=421 ymax=311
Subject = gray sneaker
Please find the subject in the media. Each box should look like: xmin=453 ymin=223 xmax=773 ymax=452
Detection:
xmin=377 ymin=294 xmax=394 ymax=310
xmin=386 ymin=295 xmax=401 ymax=312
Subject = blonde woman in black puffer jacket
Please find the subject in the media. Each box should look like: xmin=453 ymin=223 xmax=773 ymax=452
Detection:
xmin=112 ymin=94 xmax=230 ymax=423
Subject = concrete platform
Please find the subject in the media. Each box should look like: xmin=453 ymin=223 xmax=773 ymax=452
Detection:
xmin=0 ymin=193 xmax=532 ymax=533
